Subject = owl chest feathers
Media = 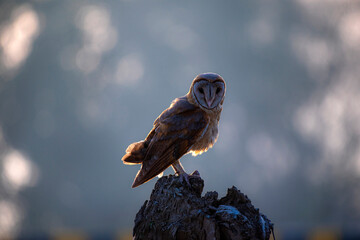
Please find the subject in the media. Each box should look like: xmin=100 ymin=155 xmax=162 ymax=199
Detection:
xmin=188 ymin=107 xmax=221 ymax=156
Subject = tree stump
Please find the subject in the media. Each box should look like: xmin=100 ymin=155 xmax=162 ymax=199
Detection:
xmin=133 ymin=174 xmax=274 ymax=240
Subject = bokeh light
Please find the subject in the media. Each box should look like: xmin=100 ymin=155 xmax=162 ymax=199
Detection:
xmin=115 ymin=53 xmax=144 ymax=86
xmin=2 ymin=150 xmax=39 ymax=192
xmin=0 ymin=200 xmax=22 ymax=238
xmin=0 ymin=4 xmax=39 ymax=71
xmin=75 ymin=4 xmax=117 ymax=73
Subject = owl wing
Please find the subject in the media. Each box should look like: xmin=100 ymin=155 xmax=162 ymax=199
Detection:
xmin=132 ymin=97 xmax=209 ymax=188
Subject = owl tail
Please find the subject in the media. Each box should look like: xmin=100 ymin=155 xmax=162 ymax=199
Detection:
xmin=122 ymin=141 xmax=146 ymax=165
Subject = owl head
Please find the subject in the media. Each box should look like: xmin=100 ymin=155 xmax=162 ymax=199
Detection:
xmin=188 ymin=73 xmax=226 ymax=110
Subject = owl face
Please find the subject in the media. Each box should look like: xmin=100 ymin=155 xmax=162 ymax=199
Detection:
xmin=191 ymin=73 xmax=225 ymax=110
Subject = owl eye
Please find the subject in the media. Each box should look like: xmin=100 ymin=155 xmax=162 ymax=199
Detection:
xmin=216 ymin=87 xmax=221 ymax=94
xmin=199 ymin=88 xmax=204 ymax=94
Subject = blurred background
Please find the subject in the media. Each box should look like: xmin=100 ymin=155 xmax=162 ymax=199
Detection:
xmin=0 ymin=0 xmax=360 ymax=239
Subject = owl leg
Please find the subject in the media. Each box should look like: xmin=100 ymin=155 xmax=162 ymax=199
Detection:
xmin=171 ymin=160 xmax=190 ymax=186
xmin=172 ymin=160 xmax=200 ymax=186
xmin=171 ymin=160 xmax=186 ymax=174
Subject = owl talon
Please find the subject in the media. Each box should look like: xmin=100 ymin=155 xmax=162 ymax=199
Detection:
xmin=178 ymin=173 xmax=191 ymax=187
xmin=191 ymin=170 xmax=200 ymax=177
xmin=178 ymin=171 xmax=201 ymax=187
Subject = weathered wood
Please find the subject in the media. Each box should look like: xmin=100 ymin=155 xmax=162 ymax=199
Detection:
xmin=134 ymin=174 xmax=273 ymax=240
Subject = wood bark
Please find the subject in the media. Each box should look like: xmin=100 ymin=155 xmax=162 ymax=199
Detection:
xmin=134 ymin=175 xmax=273 ymax=240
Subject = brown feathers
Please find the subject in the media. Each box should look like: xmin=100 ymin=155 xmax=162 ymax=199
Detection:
xmin=122 ymin=141 xmax=147 ymax=165
xmin=122 ymin=73 xmax=226 ymax=188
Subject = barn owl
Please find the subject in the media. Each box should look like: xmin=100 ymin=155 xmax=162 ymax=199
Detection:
xmin=122 ymin=73 xmax=226 ymax=188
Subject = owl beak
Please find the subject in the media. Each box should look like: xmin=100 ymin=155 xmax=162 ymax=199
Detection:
xmin=206 ymin=98 xmax=215 ymax=108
